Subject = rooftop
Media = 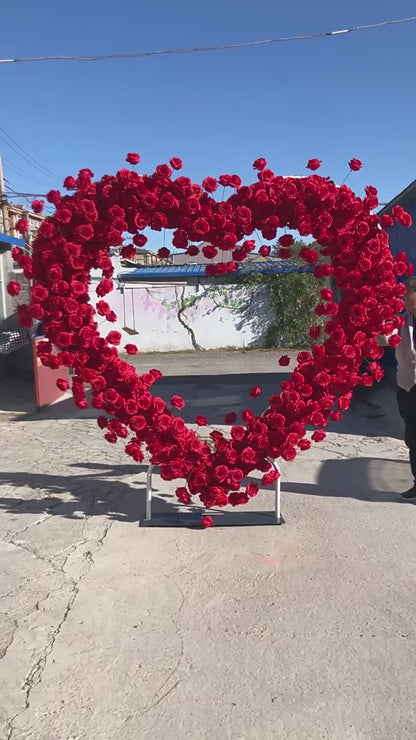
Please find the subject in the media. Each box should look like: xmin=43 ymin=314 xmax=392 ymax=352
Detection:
xmin=120 ymin=258 xmax=313 ymax=281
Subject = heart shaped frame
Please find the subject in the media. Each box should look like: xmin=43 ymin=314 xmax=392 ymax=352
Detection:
xmin=12 ymin=155 xmax=412 ymax=517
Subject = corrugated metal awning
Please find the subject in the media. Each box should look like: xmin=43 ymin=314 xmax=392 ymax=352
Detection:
xmin=0 ymin=232 xmax=26 ymax=248
xmin=120 ymin=259 xmax=313 ymax=281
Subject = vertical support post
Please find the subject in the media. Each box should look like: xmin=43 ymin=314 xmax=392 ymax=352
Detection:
xmin=145 ymin=464 xmax=153 ymax=521
xmin=267 ymin=457 xmax=284 ymax=525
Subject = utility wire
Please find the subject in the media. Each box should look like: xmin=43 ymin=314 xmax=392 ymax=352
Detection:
xmin=2 ymin=155 xmax=56 ymax=189
xmin=0 ymin=126 xmax=61 ymax=180
xmin=0 ymin=16 xmax=414 ymax=64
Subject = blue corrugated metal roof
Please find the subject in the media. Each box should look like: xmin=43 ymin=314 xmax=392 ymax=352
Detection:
xmin=0 ymin=232 xmax=25 ymax=248
xmin=120 ymin=259 xmax=313 ymax=281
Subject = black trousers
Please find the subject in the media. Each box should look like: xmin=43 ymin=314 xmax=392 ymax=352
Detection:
xmin=397 ymin=386 xmax=416 ymax=482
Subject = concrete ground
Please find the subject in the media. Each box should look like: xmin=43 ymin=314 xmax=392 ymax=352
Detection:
xmin=1 ymin=351 xmax=416 ymax=739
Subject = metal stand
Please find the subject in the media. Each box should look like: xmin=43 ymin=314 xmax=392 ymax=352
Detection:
xmin=144 ymin=459 xmax=284 ymax=525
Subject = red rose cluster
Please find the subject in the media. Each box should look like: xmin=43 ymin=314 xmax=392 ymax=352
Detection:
xmin=11 ymin=155 xmax=412 ymax=517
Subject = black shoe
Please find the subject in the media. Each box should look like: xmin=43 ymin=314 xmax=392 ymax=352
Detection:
xmin=401 ymin=486 xmax=416 ymax=499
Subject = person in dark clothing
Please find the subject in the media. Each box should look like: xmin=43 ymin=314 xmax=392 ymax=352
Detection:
xmin=385 ymin=277 xmax=416 ymax=498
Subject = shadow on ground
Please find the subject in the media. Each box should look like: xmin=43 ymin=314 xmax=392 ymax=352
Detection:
xmin=4 ymin=370 xmax=405 ymax=442
xmin=0 ymin=456 xmax=412 ymax=529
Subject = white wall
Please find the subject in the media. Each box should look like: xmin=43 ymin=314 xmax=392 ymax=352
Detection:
xmin=90 ymin=268 xmax=274 ymax=353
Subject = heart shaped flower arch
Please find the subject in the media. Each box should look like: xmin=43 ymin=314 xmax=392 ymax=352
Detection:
xmin=12 ymin=155 xmax=412 ymax=519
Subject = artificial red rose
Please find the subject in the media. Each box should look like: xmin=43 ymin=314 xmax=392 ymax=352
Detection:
xmin=7 ymin=281 xmax=21 ymax=297
xmin=246 ymin=482 xmax=259 ymax=498
xmin=253 ymin=158 xmax=267 ymax=171
xmin=171 ymin=395 xmax=185 ymax=409
xmin=278 ymin=234 xmax=294 ymax=247
xmin=262 ymin=470 xmax=280 ymax=486
xmin=299 ymin=247 xmax=318 ymax=264
xmin=56 ymin=378 xmax=70 ymax=391
xmin=176 ymin=486 xmax=191 ymax=504
xmin=219 ymin=174 xmax=231 ymax=187
xmin=170 ymin=157 xmax=183 ymax=170
xmin=225 ymin=412 xmax=237 ymax=424
xmin=249 ymin=385 xmax=262 ymax=398
xmin=63 ymin=176 xmax=76 ymax=190
xmin=309 ymin=326 xmax=321 ymax=340
xmin=201 ymin=515 xmax=214 ymax=528
xmin=311 ymin=430 xmax=326 ymax=443
xmin=195 ymin=415 xmax=208 ymax=426
xmin=157 ymin=247 xmax=171 ymax=259
xmin=349 ymin=158 xmax=363 ymax=171
xmin=133 ymin=233 xmax=148 ymax=247
xmin=298 ymin=439 xmax=311 ymax=451
xmin=278 ymin=248 xmax=292 ymax=259
xmin=259 ymin=245 xmax=271 ymax=257
xmin=202 ymin=176 xmax=218 ymax=193
xmin=96 ymin=279 xmax=114 ymax=297
xmin=202 ymin=244 xmax=217 ymax=259
xmin=107 ymin=331 xmax=122 ymax=346
xmin=121 ymin=245 xmax=136 ymax=260
xmin=388 ymin=334 xmax=401 ymax=348
xmin=193 ymin=218 xmax=210 ymax=235
xmin=15 ymin=218 xmax=29 ymax=234
xmin=126 ymin=152 xmax=141 ymax=165
xmin=307 ymin=159 xmax=322 ymax=171
xmin=278 ymin=355 xmax=290 ymax=366
xmin=31 ymin=199 xmax=44 ymax=213
xmin=125 ymin=344 xmax=138 ymax=355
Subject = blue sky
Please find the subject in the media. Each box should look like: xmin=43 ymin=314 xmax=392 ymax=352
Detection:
xmin=1 ymin=0 xmax=415 ymax=250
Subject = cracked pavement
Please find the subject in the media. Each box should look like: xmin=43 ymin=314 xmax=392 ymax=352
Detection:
xmin=1 ymin=351 xmax=416 ymax=739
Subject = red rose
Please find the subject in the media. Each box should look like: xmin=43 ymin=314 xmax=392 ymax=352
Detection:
xmin=170 ymin=157 xmax=183 ymax=170
xmin=246 ymin=482 xmax=259 ymax=497
xmin=259 ymin=245 xmax=271 ymax=257
xmin=170 ymin=395 xmax=185 ymax=409
xmin=63 ymin=176 xmax=76 ymax=189
xmin=107 ymin=331 xmax=122 ymax=346
xmin=225 ymin=412 xmax=237 ymax=424
xmin=253 ymin=158 xmax=267 ymax=171
xmin=278 ymin=355 xmax=290 ymax=366
xmin=195 ymin=415 xmax=208 ymax=426
xmin=349 ymin=158 xmax=363 ymax=171
xmin=56 ymin=378 xmax=70 ymax=391
xmin=126 ymin=152 xmax=141 ymax=165
xmin=307 ymin=159 xmax=322 ymax=171
xmin=125 ymin=344 xmax=138 ymax=355
xmin=278 ymin=234 xmax=294 ymax=247
xmin=15 ymin=218 xmax=29 ymax=234
xmin=201 ymin=245 xmax=217 ymax=260
xmin=96 ymin=279 xmax=114 ymax=297
xmin=7 ymin=281 xmax=21 ymax=297
xmin=311 ymin=430 xmax=326 ymax=443
xmin=388 ymin=334 xmax=401 ymax=348
xmin=133 ymin=233 xmax=148 ymax=247
xmin=201 ymin=515 xmax=214 ymax=528
xmin=193 ymin=218 xmax=210 ymax=235
xmin=249 ymin=385 xmax=262 ymax=398
xmin=202 ymin=176 xmax=218 ymax=193
xmin=31 ymin=199 xmax=44 ymax=213
xmin=309 ymin=326 xmax=321 ymax=340
xmin=300 ymin=247 xmax=318 ymax=264
xmin=157 ymin=247 xmax=171 ymax=259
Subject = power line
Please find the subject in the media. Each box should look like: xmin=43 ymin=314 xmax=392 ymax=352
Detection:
xmin=0 ymin=126 xmax=61 ymax=180
xmin=2 ymin=155 xmax=56 ymax=189
xmin=0 ymin=15 xmax=414 ymax=64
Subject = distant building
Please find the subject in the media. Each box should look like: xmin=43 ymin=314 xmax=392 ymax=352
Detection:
xmin=120 ymin=247 xmax=172 ymax=269
xmin=0 ymin=203 xmax=45 ymax=318
xmin=378 ymin=180 xmax=416 ymax=266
